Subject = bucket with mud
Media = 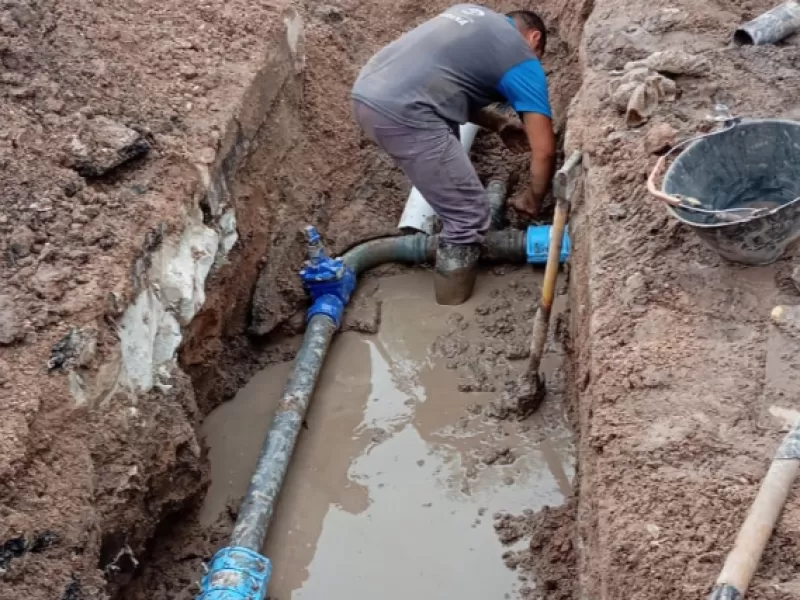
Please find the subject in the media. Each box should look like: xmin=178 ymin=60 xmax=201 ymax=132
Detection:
xmin=661 ymin=119 xmax=800 ymax=265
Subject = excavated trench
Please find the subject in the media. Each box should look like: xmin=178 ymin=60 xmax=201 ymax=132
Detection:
xmin=7 ymin=1 xmax=800 ymax=599
xmin=112 ymin=2 xmax=592 ymax=599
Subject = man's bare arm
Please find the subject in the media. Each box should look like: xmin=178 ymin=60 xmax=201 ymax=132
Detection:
xmin=521 ymin=111 xmax=556 ymax=213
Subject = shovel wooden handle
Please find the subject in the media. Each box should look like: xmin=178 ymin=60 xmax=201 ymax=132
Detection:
xmin=711 ymin=424 xmax=800 ymax=599
xmin=528 ymin=151 xmax=582 ymax=376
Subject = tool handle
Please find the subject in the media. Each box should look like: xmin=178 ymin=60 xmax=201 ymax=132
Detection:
xmin=646 ymin=154 xmax=685 ymax=207
xmin=528 ymin=196 xmax=570 ymax=373
xmin=528 ymin=150 xmax=581 ymax=376
xmin=714 ymin=425 xmax=800 ymax=598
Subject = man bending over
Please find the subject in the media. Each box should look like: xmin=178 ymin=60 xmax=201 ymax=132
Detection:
xmin=351 ymin=4 xmax=556 ymax=305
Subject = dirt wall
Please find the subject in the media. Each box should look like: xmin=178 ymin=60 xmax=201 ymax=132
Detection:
xmin=0 ymin=1 xmax=305 ymax=597
xmin=565 ymin=0 xmax=800 ymax=597
xmin=1 ymin=0 xmax=584 ymax=598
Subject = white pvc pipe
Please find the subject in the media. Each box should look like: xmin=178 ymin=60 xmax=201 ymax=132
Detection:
xmin=397 ymin=122 xmax=481 ymax=234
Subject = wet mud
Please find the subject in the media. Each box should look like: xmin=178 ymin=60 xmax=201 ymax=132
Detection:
xmin=199 ymin=270 xmax=575 ymax=599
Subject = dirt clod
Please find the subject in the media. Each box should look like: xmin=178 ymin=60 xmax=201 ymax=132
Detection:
xmin=497 ymin=502 xmax=578 ymax=600
xmin=484 ymin=377 xmax=545 ymax=421
xmin=644 ymin=122 xmax=677 ymax=155
xmin=0 ymin=295 xmax=23 ymax=345
xmin=479 ymin=447 xmax=515 ymax=465
xmin=66 ymin=117 xmax=150 ymax=178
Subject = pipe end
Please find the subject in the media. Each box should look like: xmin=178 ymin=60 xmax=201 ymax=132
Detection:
xmin=732 ymin=28 xmax=754 ymax=45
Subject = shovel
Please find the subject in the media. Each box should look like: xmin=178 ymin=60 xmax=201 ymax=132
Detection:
xmin=709 ymin=305 xmax=800 ymax=599
xmin=526 ymin=150 xmax=583 ymax=408
xmin=709 ymin=420 xmax=800 ymax=599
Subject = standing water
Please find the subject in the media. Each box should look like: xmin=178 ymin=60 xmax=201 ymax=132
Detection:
xmin=200 ymin=270 xmax=575 ymax=599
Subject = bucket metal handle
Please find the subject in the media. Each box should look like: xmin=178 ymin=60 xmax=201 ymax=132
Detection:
xmin=646 ymin=126 xmax=765 ymax=223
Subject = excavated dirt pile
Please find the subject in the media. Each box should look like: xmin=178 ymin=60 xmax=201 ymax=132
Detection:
xmin=2 ymin=0 xmax=800 ymax=597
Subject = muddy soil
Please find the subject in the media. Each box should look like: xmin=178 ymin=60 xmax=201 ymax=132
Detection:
xmin=0 ymin=1 xmax=302 ymax=598
xmin=125 ymin=270 xmax=575 ymax=600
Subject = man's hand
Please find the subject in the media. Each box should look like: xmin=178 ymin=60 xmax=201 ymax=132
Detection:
xmin=509 ymin=187 xmax=542 ymax=218
xmin=507 ymin=113 xmax=555 ymax=221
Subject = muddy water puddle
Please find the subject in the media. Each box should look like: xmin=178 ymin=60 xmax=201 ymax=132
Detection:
xmin=201 ymin=270 xmax=575 ymax=599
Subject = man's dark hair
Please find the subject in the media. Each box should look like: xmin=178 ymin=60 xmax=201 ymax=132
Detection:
xmin=507 ymin=10 xmax=547 ymax=53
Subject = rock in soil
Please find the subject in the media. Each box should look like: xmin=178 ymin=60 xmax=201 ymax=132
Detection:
xmin=66 ymin=116 xmax=150 ymax=178
xmin=0 ymin=295 xmax=23 ymax=345
xmin=644 ymin=122 xmax=677 ymax=155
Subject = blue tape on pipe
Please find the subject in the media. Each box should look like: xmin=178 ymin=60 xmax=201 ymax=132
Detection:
xmin=197 ymin=546 xmax=272 ymax=600
xmin=526 ymin=224 xmax=571 ymax=265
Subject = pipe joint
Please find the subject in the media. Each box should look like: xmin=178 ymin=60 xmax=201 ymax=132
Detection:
xmin=198 ymin=546 xmax=272 ymax=600
xmin=526 ymin=224 xmax=572 ymax=265
xmin=299 ymin=225 xmax=357 ymax=328
xmin=307 ymin=293 xmax=347 ymax=327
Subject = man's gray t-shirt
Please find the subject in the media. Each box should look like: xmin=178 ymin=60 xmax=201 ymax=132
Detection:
xmin=352 ymin=4 xmax=552 ymax=129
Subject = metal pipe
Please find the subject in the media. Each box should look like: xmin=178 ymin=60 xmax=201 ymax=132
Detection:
xmin=487 ymin=179 xmax=508 ymax=230
xmin=733 ymin=1 xmax=800 ymax=45
xmin=229 ymin=314 xmax=338 ymax=550
xmin=198 ymin=314 xmax=337 ymax=600
xmin=341 ymin=232 xmax=433 ymax=274
xmin=341 ymin=229 xmax=530 ymax=275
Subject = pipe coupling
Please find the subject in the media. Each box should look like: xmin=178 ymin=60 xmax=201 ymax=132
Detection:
xmin=197 ymin=546 xmax=272 ymax=600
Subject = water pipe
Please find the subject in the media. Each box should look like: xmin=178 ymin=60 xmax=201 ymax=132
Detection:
xmin=197 ymin=222 xmax=571 ymax=600
xmin=733 ymin=0 xmax=800 ymax=45
xmin=397 ymin=122 xmax=480 ymax=234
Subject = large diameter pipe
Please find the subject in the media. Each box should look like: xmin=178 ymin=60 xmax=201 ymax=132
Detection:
xmin=709 ymin=423 xmax=800 ymax=600
xmin=397 ymin=122 xmax=481 ymax=234
xmin=733 ymin=1 xmax=800 ymax=45
xmin=229 ymin=314 xmax=338 ymax=550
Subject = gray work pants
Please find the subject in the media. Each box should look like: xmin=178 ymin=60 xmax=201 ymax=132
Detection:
xmin=352 ymin=100 xmax=490 ymax=245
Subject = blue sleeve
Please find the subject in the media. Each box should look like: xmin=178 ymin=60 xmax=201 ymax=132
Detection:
xmin=496 ymin=59 xmax=552 ymax=118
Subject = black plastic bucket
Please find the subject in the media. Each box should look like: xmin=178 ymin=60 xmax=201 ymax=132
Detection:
xmin=663 ymin=119 xmax=800 ymax=265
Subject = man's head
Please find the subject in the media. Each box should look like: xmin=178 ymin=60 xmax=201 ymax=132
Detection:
xmin=507 ymin=10 xmax=547 ymax=58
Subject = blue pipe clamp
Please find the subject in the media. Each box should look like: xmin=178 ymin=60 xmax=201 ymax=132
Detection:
xmin=526 ymin=224 xmax=571 ymax=265
xmin=198 ymin=547 xmax=272 ymax=600
xmin=299 ymin=225 xmax=357 ymax=328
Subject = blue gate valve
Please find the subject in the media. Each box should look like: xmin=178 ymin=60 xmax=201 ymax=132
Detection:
xmin=298 ymin=225 xmax=356 ymax=328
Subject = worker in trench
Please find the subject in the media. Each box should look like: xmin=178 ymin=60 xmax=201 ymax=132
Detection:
xmin=351 ymin=4 xmax=556 ymax=305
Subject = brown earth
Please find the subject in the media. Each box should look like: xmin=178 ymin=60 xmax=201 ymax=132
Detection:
xmin=0 ymin=0 xmax=578 ymax=598
xmin=2 ymin=0 xmax=800 ymax=597
xmin=564 ymin=0 xmax=800 ymax=597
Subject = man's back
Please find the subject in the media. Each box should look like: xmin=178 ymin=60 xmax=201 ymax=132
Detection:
xmin=352 ymin=4 xmax=537 ymax=128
